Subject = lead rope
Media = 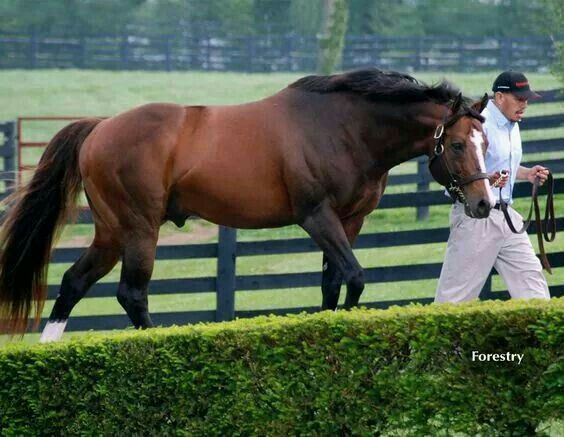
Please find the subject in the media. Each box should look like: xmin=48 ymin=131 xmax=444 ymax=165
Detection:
xmin=498 ymin=172 xmax=556 ymax=273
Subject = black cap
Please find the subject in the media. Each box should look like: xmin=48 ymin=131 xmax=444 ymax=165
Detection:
xmin=492 ymin=71 xmax=541 ymax=99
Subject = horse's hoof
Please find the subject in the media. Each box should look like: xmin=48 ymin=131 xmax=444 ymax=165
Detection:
xmin=39 ymin=320 xmax=68 ymax=343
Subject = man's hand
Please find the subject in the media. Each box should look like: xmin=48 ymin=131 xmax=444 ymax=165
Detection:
xmin=489 ymin=170 xmax=509 ymax=188
xmin=527 ymin=165 xmax=549 ymax=185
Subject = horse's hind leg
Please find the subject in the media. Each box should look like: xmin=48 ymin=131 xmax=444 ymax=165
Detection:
xmin=116 ymin=232 xmax=158 ymax=329
xmin=40 ymin=242 xmax=120 ymax=342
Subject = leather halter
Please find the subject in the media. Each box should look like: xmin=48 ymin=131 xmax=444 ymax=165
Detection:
xmin=428 ymin=112 xmax=489 ymax=206
xmin=499 ymin=172 xmax=556 ymax=273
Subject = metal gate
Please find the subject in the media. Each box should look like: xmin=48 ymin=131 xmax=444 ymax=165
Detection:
xmin=16 ymin=116 xmax=103 ymax=187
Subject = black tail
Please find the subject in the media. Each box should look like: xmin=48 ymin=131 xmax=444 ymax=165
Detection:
xmin=0 ymin=118 xmax=101 ymax=334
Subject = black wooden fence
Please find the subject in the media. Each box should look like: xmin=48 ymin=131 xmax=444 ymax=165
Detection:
xmin=0 ymin=30 xmax=558 ymax=73
xmin=0 ymin=121 xmax=16 ymax=198
xmin=0 ymin=90 xmax=562 ymax=331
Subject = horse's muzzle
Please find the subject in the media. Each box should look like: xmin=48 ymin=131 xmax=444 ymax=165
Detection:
xmin=465 ymin=198 xmax=493 ymax=218
xmin=475 ymin=198 xmax=492 ymax=218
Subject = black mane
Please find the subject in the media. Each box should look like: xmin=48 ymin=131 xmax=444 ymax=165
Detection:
xmin=289 ymin=68 xmax=459 ymax=105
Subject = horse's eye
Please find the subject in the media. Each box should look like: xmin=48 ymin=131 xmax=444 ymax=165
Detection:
xmin=451 ymin=142 xmax=464 ymax=152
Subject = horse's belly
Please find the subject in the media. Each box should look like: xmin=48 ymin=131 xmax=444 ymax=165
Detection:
xmin=173 ymin=174 xmax=294 ymax=229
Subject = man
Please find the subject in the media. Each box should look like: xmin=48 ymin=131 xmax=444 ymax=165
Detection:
xmin=435 ymin=71 xmax=550 ymax=303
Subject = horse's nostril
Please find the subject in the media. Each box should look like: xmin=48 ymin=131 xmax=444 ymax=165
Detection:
xmin=477 ymin=199 xmax=491 ymax=217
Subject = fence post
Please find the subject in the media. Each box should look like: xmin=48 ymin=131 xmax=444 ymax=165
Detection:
xmin=371 ymin=35 xmax=381 ymax=67
xmin=216 ymin=226 xmax=237 ymax=322
xmin=2 ymin=121 xmax=17 ymax=196
xmin=457 ymin=37 xmax=464 ymax=72
xmin=246 ymin=36 xmax=255 ymax=72
xmin=416 ymin=156 xmax=430 ymax=221
xmin=414 ymin=37 xmax=422 ymax=71
xmin=164 ymin=36 xmax=172 ymax=71
xmin=499 ymin=38 xmax=512 ymax=70
xmin=205 ymin=37 xmax=211 ymax=70
xmin=28 ymin=29 xmax=38 ymax=69
xmin=186 ymin=33 xmax=196 ymax=70
xmin=285 ymin=34 xmax=294 ymax=72
xmin=120 ymin=33 xmax=129 ymax=69
xmin=78 ymin=35 xmax=86 ymax=69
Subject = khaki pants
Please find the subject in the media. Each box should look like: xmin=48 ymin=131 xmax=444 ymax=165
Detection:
xmin=435 ymin=202 xmax=550 ymax=303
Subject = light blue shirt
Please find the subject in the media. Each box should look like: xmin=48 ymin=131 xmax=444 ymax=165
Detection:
xmin=481 ymin=100 xmax=522 ymax=204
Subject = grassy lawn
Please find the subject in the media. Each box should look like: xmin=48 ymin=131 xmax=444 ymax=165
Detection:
xmin=0 ymin=70 xmax=561 ymax=122
xmin=0 ymin=69 xmax=562 ymax=345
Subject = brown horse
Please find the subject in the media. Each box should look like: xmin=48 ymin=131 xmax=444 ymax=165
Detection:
xmin=0 ymin=69 xmax=493 ymax=340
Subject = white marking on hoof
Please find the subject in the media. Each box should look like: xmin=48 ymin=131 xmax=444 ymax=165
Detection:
xmin=322 ymin=262 xmax=328 ymax=271
xmin=40 ymin=320 xmax=68 ymax=343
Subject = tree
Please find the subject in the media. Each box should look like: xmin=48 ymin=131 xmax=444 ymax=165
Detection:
xmin=347 ymin=0 xmax=422 ymax=36
xmin=289 ymin=0 xmax=322 ymax=35
xmin=317 ymin=0 xmax=349 ymax=74
xmin=0 ymin=0 xmax=146 ymax=35
xmin=537 ymin=0 xmax=564 ymax=82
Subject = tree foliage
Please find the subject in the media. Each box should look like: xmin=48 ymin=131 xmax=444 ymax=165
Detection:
xmin=317 ymin=0 xmax=349 ymax=74
xmin=0 ymin=0 xmax=145 ymax=35
xmin=537 ymin=0 xmax=564 ymax=82
xmin=0 ymin=0 xmax=561 ymax=38
xmin=0 ymin=0 xmax=559 ymax=77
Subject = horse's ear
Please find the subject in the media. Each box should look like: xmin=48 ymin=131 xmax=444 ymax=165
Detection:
xmin=472 ymin=93 xmax=489 ymax=113
xmin=451 ymin=92 xmax=463 ymax=114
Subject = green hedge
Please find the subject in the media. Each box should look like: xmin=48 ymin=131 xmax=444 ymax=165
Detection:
xmin=0 ymin=299 xmax=562 ymax=436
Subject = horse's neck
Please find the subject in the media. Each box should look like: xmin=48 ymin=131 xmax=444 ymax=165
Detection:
xmin=358 ymin=102 xmax=442 ymax=173
xmin=282 ymin=90 xmax=440 ymax=177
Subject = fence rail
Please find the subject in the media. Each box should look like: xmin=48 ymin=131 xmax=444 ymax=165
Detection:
xmin=0 ymin=31 xmax=559 ymax=73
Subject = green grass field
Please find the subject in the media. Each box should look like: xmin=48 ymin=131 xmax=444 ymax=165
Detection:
xmin=0 ymin=69 xmax=562 ymax=345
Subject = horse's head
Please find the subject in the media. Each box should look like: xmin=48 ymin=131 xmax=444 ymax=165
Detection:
xmin=429 ymin=93 xmax=495 ymax=218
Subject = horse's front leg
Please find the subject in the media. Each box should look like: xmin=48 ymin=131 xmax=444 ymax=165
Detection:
xmin=321 ymin=253 xmax=343 ymax=310
xmin=342 ymin=218 xmax=365 ymax=309
xmin=320 ymin=217 xmax=365 ymax=310
xmin=300 ymin=202 xmax=365 ymax=310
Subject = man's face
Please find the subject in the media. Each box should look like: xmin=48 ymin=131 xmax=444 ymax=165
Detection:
xmin=495 ymin=91 xmax=528 ymax=122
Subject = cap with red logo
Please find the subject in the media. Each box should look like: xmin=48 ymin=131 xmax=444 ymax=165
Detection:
xmin=492 ymin=71 xmax=541 ymax=99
